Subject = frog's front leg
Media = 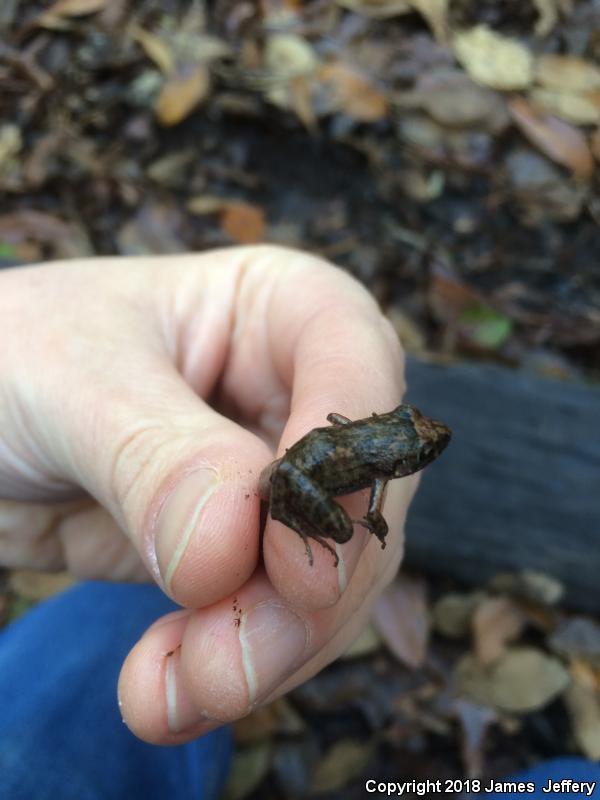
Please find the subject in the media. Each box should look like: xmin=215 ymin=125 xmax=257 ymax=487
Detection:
xmin=355 ymin=478 xmax=388 ymax=548
xmin=269 ymin=461 xmax=354 ymax=566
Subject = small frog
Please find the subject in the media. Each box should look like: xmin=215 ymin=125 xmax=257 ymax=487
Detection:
xmin=259 ymin=404 xmax=451 ymax=566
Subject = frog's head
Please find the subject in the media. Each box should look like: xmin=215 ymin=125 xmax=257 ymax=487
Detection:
xmin=392 ymin=404 xmax=451 ymax=476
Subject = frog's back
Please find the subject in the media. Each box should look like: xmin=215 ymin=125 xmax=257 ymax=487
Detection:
xmin=292 ymin=419 xmax=414 ymax=495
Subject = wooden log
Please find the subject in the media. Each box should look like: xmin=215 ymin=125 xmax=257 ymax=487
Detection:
xmin=404 ymin=358 xmax=600 ymax=612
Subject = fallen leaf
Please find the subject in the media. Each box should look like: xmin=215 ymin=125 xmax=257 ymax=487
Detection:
xmin=372 ymin=574 xmax=429 ymax=668
xmin=221 ymin=203 xmax=266 ymax=244
xmin=394 ymin=70 xmax=510 ymax=131
xmin=509 ymin=96 xmax=594 ymax=179
xmin=223 ymin=742 xmax=272 ymax=800
xmin=453 ymin=699 xmax=497 ymax=779
xmin=156 ymin=64 xmax=210 ymax=126
xmin=532 ymin=0 xmax=560 ymax=36
xmin=428 ymin=264 xmax=481 ymax=325
xmin=530 ymin=87 xmax=600 ymax=125
xmin=39 ymin=0 xmax=109 ymax=18
xmin=459 ymin=305 xmax=513 ymax=350
xmin=410 ymin=0 xmax=448 ymax=44
xmin=318 ymin=62 xmax=388 ymax=121
xmin=591 ymin=129 xmax=600 ymax=161
xmin=117 ymin=203 xmax=186 ymax=255
xmin=564 ymin=682 xmax=600 ymax=760
xmin=0 ymin=210 xmax=93 ymax=258
xmin=146 ymin=150 xmax=196 ymax=187
xmin=535 ymin=55 xmax=600 ymax=93
xmin=432 ymin=592 xmax=484 ymax=638
xmin=505 ymin=148 xmax=587 ymax=223
xmin=187 ymin=196 xmax=229 ymax=215
xmin=233 ymin=697 xmax=305 ymax=744
xmin=336 ymin=0 xmax=412 ymax=18
xmin=0 ymin=124 xmax=22 ymax=168
xmin=342 ymin=622 xmax=382 ymax=659
xmin=264 ymin=33 xmax=318 ymax=79
xmin=489 ymin=571 xmax=564 ymax=606
xmin=310 ymin=740 xmax=374 ymax=793
xmin=453 ymin=25 xmax=533 ymax=90
xmin=472 ymin=596 xmax=526 ymax=666
xmin=456 ymin=647 xmax=570 ymax=713
xmin=131 ymin=25 xmax=175 ymax=76
xmin=549 ymin=618 xmax=600 ymax=668
xmin=9 ymin=569 xmax=75 ymax=601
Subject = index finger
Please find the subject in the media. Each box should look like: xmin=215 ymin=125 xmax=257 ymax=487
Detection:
xmin=261 ymin=257 xmax=408 ymax=610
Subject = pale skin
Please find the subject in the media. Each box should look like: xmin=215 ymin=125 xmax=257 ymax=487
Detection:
xmin=0 ymin=245 xmax=418 ymax=744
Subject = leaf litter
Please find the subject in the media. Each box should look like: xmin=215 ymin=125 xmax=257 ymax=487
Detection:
xmin=1 ymin=0 xmax=600 ymax=794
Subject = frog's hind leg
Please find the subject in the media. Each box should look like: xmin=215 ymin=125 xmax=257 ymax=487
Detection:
xmin=293 ymin=526 xmax=339 ymax=567
xmin=310 ymin=534 xmax=339 ymax=567
xmin=326 ymin=412 xmax=351 ymax=426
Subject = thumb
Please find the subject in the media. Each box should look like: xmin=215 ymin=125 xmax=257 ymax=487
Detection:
xmin=13 ymin=351 xmax=269 ymax=606
xmin=0 ymin=261 xmax=270 ymax=607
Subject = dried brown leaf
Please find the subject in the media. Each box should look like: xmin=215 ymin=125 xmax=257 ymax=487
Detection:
xmin=453 ymin=25 xmax=533 ymax=90
xmin=591 ymin=129 xmax=600 ymax=161
xmin=233 ymin=697 xmax=305 ymax=744
xmin=132 ymin=25 xmax=175 ymax=76
xmin=117 ymin=203 xmax=185 ymax=255
xmin=38 ymin=0 xmax=109 ymax=23
xmin=187 ymin=196 xmax=229 ymax=215
xmin=221 ymin=203 xmax=266 ymax=244
xmin=336 ymin=0 xmax=412 ymax=18
xmin=453 ymin=699 xmax=497 ymax=779
xmin=535 ymin=55 xmax=600 ymax=93
xmin=456 ymin=647 xmax=570 ymax=713
xmin=156 ymin=65 xmax=210 ymax=126
xmin=342 ymin=622 xmax=382 ymax=659
xmin=550 ymin=618 xmax=600 ymax=667
xmin=432 ymin=592 xmax=484 ymax=638
xmin=530 ymin=87 xmax=600 ymax=125
xmin=372 ymin=574 xmax=429 ymax=668
xmin=410 ymin=0 xmax=448 ymax=44
xmin=428 ymin=265 xmax=481 ymax=324
xmin=310 ymin=740 xmax=374 ymax=793
xmin=223 ymin=742 xmax=272 ymax=800
xmin=489 ymin=571 xmax=564 ymax=606
xmin=264 ymin=34 xmax=318 ymax=79
xmin=318 ymin=62 xmax=388 ymax=121
xmin=509 ymin=96 xmax=594 ymax=179
xmin=9 ymin=569 xmax=75 ymax=601
xmin=396 ymin=70 xmax=510 ymax=131
xmin=564 ymin=682 xmax=600 ymax=760
xmin=532 ymin=0 xmax=560 ymax=36
xmin=472 ymin=596 xmax=526 ymax=666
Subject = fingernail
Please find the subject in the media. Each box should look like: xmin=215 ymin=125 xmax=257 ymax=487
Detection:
xmin=239 ymin=602 xmax=310 ymax=706
xmin=165 ymin=646 xmax=205 ymax=733
xmin=336 ymin=543 xmax=348 ymax=593
xmin=154 ymin=468 xmax=219 ymax=593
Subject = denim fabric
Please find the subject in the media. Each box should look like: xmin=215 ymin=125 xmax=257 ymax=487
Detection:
xmin=0 ymin=581 xmax=232 ymax=800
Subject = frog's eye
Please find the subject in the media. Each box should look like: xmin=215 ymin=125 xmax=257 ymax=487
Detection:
xmin=394 ymin=405 xmax=416 ymax=422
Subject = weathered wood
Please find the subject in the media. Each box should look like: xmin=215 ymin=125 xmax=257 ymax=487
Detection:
xmin=404 ymin=358 xmax=600 ymax=611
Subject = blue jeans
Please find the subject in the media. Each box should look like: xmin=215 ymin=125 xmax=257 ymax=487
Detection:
xmin=1 ymin=582 xmax=598 ymax=799
xmin=0 ymin=582 xmax=232 ymax=800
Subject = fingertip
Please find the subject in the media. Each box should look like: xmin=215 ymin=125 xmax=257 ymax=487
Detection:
xmin=263 ymin=496 xmax=371 ymax=612
xmin=118 ymin=612 xmax=217 ymax=745
xmin=158 ymin=478 xmax=260 ymax=608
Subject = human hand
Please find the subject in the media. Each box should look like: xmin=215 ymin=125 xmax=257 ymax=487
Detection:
xmin=0 ymin=246 xmax=415 ymax=743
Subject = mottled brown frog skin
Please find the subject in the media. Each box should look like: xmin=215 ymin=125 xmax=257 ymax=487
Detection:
xmin=259 ymin=404 xmax=451 ymax=566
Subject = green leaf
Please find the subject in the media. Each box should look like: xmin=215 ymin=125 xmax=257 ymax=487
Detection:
xmin=460 ymin=305 xmax=513 ymax=349
xmin=0 ymin=242 xmax=18 ymax=259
